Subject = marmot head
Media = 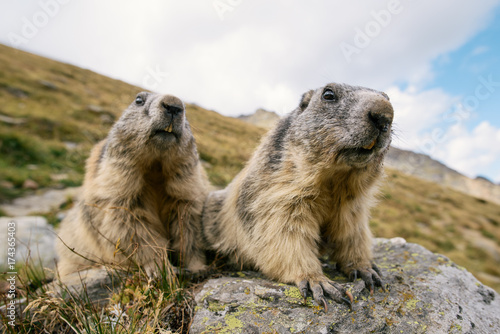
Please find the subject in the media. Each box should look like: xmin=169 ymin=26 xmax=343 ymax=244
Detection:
xmin=288 ymin=83 xmax=393 ymax=168
xmin=108 ymin=92 xmax=194 ymax=159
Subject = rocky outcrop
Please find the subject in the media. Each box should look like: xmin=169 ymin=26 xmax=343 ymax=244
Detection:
xmin=0 ymin=187 xmax=80 ymax=217
xmin=190 ymin=238 xmax=500 ymax=334
xmin=385 ymin=147 xmax=500 ymax=205
xmin=238 ymin=108 xmax=280 ymax=129
xmin=0 ymin=216 xmax=57 ymax=268
xmin=5 ymin=237 xmax=498 ymax=333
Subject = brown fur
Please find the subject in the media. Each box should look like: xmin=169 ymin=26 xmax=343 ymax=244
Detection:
xmin=56 ymin=92 xmax=209 ymax=276
xmin=203 ymin=83 xmax=393 ymax=304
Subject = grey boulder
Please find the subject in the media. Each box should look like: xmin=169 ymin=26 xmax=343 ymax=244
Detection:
xmin=190 ymin=238 xmax=500 ymax=334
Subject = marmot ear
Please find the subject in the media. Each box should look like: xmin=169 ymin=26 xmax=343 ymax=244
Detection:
xmin=299 ymin=90 xmax=314 ymax=111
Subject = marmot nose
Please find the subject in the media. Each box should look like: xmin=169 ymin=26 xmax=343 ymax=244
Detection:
xmin=159 ymin=95 xmax=184 ymax=117
xmin=367 ymin=99 xmax=393 ymax=132
xmin=162 ymin=102 xmax=183 ymax=117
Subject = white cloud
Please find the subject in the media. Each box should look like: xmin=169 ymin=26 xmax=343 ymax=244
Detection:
xmin=387 ymin=85 xmax=459 ymax=150
xmin=1 ymin=0 xmax=499 ymax=116
xmin=472 ymin=45 xmax=490 ymax=56
xmin=389 ymin=85 xmax=500 ymax=183
xmin=435 ymin=122 xmax=500 ymax=182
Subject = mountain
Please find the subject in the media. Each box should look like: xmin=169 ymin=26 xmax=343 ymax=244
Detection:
xmin=0 ymin=44 xmax=499 ymax=292
xmin=237 ymin=108 xmax=280 ymax=129
xmin=386 ymin=146 xmax=500 ymax=205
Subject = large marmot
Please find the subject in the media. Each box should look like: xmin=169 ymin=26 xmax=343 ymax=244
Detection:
xmin=56 ymin=92 xmax=209 ymax=277
xmin=203 ymin=83 xmax=393 ymax=310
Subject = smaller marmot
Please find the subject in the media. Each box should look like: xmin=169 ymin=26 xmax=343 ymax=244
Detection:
xmin=56 ymin=92 xmax=209 ymax=277
xmin=203 ymin=83 xmax=393 ymax=310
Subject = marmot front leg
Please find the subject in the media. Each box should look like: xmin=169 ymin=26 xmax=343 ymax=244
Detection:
xmin=330 ymin=223 xmax=385 ymax=295
xmin=257 ymin=227 xmax=352 ymax=311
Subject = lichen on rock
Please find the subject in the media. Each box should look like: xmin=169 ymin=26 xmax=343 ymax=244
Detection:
xmin=190 ymin=238 xmax=500 ymax=333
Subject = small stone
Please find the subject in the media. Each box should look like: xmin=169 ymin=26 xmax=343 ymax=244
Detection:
xmin=86 ymin=104 xmax=106 ymax=113
xmin=0 ymin=114 xmax=27 ymax=125
xmin=22 ymin=179 xmax=39 ymax=190
xmin=38 ymin=80 xmax=58 ymax=90
xmin=56 ymin=212 xmax=67 ymax=221
xmin=0 ymin=180 xmax=15 ymax=189
xmin=100 ymin=114 xmax=115 ymax=124
xmin=50 ymin=174 xmax=69 ymax=182
xmin=390 ymin=237 xmax=406 ymax=245
xmin=5 ymin=86 xmax=29 ymax=98
xmin=0 ymin=216 xmax=57 ymax=267
xmin=63 ymin=141 xmax=78 ymax=150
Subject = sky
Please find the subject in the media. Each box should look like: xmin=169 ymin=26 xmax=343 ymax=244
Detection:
xmin=1 ymin=0 xmax=500 ymax=183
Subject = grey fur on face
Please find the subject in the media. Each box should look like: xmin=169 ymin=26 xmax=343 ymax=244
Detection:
xmin=108 ymin=92 xmax=194 ymax=161
xmin=287 ymin=83 xmax=393 ymax=168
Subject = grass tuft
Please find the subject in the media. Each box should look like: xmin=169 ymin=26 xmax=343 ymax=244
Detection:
xmin=1 ymin=252 xmax=197 ymax=333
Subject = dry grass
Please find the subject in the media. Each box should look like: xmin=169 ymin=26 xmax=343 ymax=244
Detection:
xmin=0 ymin=249 xmax=201 ymax=333
xmin=372 ymin=169 xmax=500 ymax=292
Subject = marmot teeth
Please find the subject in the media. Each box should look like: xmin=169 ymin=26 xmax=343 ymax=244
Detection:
xmin=165 ymin=123 xmax=173 ymax=133
xmin=362 ymin=139 xmax=376 ymax=150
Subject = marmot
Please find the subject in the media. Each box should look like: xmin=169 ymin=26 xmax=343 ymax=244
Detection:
xmin=56 ymin=92 xmax=209 ymax=277
xmin=203 ymin=83 xmax=393 ymax=310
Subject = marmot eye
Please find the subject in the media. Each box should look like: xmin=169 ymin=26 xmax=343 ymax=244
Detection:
xmin=322 ymin=89 xmax=336 ymax=101
xmin=135 ymin=95 xmax=145 ymax=105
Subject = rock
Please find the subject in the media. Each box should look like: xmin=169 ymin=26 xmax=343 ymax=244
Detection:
xmin=63 ymin=141 xmax=78 ymax=150
xmin=100 ymin=114 xmax=115 ymax=124
xmin=50 ymin=268 xmax=123 ymax=307
xmin=86 ymin=104 xmax=106 ymax=113
xmin=0 ymin=180 xmax=14 ymax=189
xmin=0 ymin=187 xmax=81 ymax=216
xmin=190 ymin=238 xmax=500 ymax=334
xmin=4 ymin=86 xmax=29 ymax=98
xmin=0 ymin=216 xmax=58 ymax=269
xmin=56 ymin=212 xmax=67 ymax=222
xmin=385 ymin=146 xmax=500 ymax=205
xmin=22 ymin=179 xmax=39 ymax=190
xmin=50 ymin=173 xmax=69 ymax=182
xmin=238 ymin=108 xmax=281 ymax=129
xmin=86 ymin=104 xmax=116 ymax=123
xmin=38 ymin=80 xmax=58 ymax=90
xmin=0 ymin=114 xmax=27 ymax=125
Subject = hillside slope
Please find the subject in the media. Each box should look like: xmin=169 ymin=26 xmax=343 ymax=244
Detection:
xmin=0 ymin=44 xmax=499 ymax=292
xmin=0 ymin=43 xmax=265 ymax=202
xmin=386 ymin=146 xmax=500 ymax=205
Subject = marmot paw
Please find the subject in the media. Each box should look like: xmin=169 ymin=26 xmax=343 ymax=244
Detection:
xmin=348 ymin=263 xmax=385 ymax=295
xmin=297 ymin=278 xmax=353 ymax=312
